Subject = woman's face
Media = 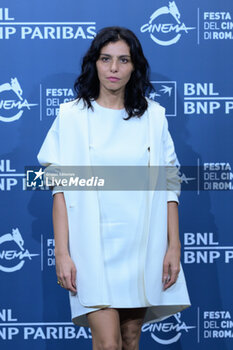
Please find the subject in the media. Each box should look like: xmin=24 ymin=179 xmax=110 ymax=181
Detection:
xmin=96 ymin=40 xmax=134 ymax=95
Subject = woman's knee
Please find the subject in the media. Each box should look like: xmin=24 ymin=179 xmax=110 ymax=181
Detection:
xmin=120 ymin=315 xmax=145 ymax=350
xmin=87 ymin=308 xmax=122 ymax=350
xmin=121 ymin=323 xmax=141 ymax=350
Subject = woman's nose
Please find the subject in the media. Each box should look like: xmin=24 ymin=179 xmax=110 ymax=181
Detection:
xmin=110 ymin=60 xmax=119 ymax=72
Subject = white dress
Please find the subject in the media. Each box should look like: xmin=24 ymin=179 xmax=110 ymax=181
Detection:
xmin=88 ymin=101 xmax=150 ymax=308
xmin=53 ymin=100 xmax=152 ymax=324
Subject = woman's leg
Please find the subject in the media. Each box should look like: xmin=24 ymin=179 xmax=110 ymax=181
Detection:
xmin=87 ymin=308 xmax=122 ymax=350
xmin=118 ymin=307 xmax=147 ymax=350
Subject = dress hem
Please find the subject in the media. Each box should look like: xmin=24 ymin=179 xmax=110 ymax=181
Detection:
xmin=71 ymin=303 xmax=191 ymax=328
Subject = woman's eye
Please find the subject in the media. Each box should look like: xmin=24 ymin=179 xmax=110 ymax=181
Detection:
xmin=100 ymin=57 xmax=129 ymax=63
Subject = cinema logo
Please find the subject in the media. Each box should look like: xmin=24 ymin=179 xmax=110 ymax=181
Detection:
xmin=140 ymin=1 xmax=195 ymax=46
xmin=0 ymin=228 xmax=39 ymax=272
xmin=184 ymin=83 xmax=233 ymax=116
xmin=184 ymin=232 xmax=233 ymax=264
xmin=0 ymin=78 xmax=38 ymax=122
xmin=142 ymin=313 xmax=195 ymax=344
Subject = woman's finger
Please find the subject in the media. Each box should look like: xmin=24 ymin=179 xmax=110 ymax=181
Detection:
xmin=57 ymin=276 xmax=66 ymax=289
xmin=163 ymin=265 xmax=180 ymax=290
xmin=163 ymin=266 xmax=180 ymax=290
xmin=71 ymin=268 xmax=77 ymax=292
xmin=162 ymin=262 xmax=169 ymax=285
xmin=63 ymin=273 xmax=77 ymax=293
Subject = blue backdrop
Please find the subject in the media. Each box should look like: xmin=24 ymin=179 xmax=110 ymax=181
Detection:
xmin=0 ymin=0 xmax=232 ymax=349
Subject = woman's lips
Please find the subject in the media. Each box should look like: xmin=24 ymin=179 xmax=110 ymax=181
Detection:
xmin=107 ymin=77 xmax=120 ymax=82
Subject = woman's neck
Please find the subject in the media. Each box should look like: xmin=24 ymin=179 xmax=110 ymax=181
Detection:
xmin=95 ymin=91 xmax=124 ymax=110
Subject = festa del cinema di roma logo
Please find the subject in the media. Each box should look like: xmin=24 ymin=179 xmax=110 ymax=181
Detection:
xmin=0 ymin=78 xmax=37 ymax=122
xmin=0 ymin=228 xmax=39 ymax=272
xmin=140 ymin=1 xmax=195 ymax=46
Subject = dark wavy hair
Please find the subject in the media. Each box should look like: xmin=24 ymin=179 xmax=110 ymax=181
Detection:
xmin=74 ymin=26 xmax=155 ymax=119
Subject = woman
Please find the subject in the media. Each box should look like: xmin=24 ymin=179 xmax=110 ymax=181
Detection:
xmin=37 ymin=26 xmax=190 ymax=350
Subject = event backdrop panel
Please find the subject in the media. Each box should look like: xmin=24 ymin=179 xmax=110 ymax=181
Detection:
xmin=0 ymin=0 xmax=232 ymax=349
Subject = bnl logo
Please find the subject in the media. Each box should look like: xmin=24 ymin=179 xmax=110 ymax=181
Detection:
xmin=26 ymin=167 xmax=45 ymax=189
xmin=149 ymin=81 xmax=177 ymax=116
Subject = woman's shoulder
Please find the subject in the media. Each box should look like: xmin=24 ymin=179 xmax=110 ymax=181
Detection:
xmin=59 ymin=98 xmax=85 ymax=113
xmin=146 ymin=97 xmax=166 ymax=116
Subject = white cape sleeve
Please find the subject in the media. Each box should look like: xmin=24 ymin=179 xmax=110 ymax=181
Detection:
xmin=162 ymin=116 xmax=181 ymax=204
xmin=37 ymin=113 xmax=60 ymax=167
xmin=37 ymin=113 xmax=63 ymax=196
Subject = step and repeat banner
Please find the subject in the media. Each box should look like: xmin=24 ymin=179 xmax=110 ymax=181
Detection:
xmin=0 ymin=0 xmax=232 ymax=349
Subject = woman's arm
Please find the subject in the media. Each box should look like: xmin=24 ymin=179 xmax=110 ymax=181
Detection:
xmin=162 ymin=201 xmax=181 ymax=290
xmin=161 ymin=112 xmax=182 ymax=290
xmin=52 ymin=193 xmax=77 ymax=294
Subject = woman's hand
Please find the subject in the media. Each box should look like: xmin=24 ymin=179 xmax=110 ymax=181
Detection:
xmin=162 ymin=244 xmax=181 ymax=290
xmin=55 ymin=252 xmax=77 ymax=294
